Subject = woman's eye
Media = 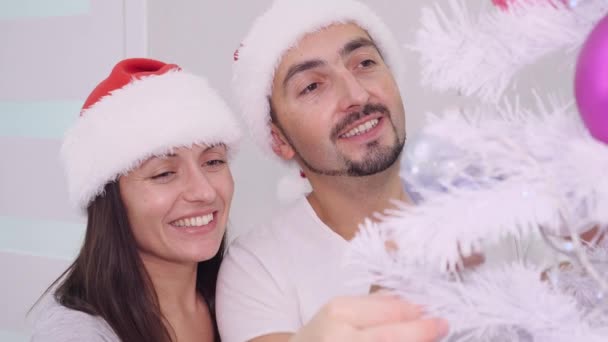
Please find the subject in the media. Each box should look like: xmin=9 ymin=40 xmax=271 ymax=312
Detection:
xmin=205 ymin=159 xmax=227 ymax=170
xmin=151 ymin=171 xmax=174 ymax=180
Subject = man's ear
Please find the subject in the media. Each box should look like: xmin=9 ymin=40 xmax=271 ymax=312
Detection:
xmin=270 ymin=123 xmax=296 ymax=160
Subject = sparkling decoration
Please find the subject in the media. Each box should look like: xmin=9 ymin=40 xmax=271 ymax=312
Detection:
xmin=402 ymin=132 xmax=467 ymax=192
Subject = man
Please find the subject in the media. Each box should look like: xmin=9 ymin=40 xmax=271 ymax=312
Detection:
xmin=217 ymin=1 xmax=447 ymax=341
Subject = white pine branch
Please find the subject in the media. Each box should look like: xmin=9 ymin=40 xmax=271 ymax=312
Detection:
xmin=354 ymin=98 xmax=608 ymax=269
xmin=410 ymin=0 xmax=608 ymax=102
xmin=347 ymin=243 xmax=608 ymax=340
xmin=402 ymin=263 xmax=607 ymax=342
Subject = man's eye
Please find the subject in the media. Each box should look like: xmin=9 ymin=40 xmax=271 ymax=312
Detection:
xmin=360 ymin=59 xmax=376 ymax=67
xmin=300 ymin=82 xmax=319 ymax=95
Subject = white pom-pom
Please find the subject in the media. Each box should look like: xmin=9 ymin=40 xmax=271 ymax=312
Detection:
xmin=277 ymin=172 xmax=312 ymax=203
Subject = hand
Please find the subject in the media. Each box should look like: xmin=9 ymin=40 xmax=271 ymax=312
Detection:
xmin=289 ymin=294 xmax=449 ymax=342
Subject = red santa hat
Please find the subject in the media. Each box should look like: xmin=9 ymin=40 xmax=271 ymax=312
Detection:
xmin=232 ymin=0 xmax=405 ymax=201
xmin=62 ymin=58 xmax=242 ymax=211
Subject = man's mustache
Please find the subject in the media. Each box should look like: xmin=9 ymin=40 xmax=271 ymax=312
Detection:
xmin=331 ymin=103 xmax=390 ymax=140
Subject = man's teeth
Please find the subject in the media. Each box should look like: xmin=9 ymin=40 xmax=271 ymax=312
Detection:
xmin=341 ymin=118 xmax=379 ymax=138
xmin=173 ymin=213 xmax=214 ymax=227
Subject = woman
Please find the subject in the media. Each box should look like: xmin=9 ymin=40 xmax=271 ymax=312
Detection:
xmin=31 ymin=58 xmax=447 ymax=342
xmin=31 ymin=58 xmax=242 ymax=341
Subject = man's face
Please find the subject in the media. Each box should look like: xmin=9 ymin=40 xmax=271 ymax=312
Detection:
xmin=270 ymin=23 xmax=406 ymax=177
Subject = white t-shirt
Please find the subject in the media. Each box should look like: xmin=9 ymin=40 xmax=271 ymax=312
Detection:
xmin=216 ymin=197 xmax=370 ymax=342
xmin=31 ymin=297 xmax=119 ymax=342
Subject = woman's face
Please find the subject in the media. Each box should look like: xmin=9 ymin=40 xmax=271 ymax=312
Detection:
xmin=119 ymin=144 xmax=233 ymax=265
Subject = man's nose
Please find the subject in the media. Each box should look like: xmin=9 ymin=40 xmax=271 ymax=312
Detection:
xmin=336 ymin=70 xmax=370 ymax=112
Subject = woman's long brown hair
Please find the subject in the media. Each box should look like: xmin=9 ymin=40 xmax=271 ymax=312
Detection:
xmin=45 ymin=182 xmax=224 ymax=341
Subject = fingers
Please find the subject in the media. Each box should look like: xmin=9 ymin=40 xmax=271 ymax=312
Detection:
xmin=385 ymin=239 xmax=399 ymax=252
xmin=540 ymin=261 xmax=573 ymax=281
xmin=320 ymin=294 xmax=424 ymax=328
xmin=461 ymin=252 xmax=485 ymax=269
xmin=369 ymin=284 xmax=384 ymax=293
xmin=575 ymin=225 xmax=604 ymax=245
xmin=445 ymin=243 xmax=486 ymax=272
xmin=359 ymin=318 xmax=450 ymax=342
xmin=299 ymin=295 xmax=449 ymax=342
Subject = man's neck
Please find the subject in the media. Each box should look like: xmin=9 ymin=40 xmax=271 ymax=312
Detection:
xmin=306 ymin=163 xmax=409 ymax=240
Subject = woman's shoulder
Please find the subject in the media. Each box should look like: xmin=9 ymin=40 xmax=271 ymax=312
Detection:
xmin=30 ymin=297 xmax=119 ymax=342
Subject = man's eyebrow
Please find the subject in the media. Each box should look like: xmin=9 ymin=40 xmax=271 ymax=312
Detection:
xmin=282 ymin=59 xmax=326 ymax=89
xmin=281 ymin=37 xmax=381 ymax=89
xmin=339 ymin=37 xmax=380 ymax=58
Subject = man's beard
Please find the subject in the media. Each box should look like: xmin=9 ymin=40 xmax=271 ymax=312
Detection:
xmin=284 ymin=103 xmax=405 ymax=177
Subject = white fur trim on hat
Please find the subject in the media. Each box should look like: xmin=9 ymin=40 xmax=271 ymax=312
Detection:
xmin=62 ymin=70 xmax=242 ymax=211
xmin=233 ymin=0 xmax=405 ymax=163
xmin=277 ymin=169 xmax=313 ymax=203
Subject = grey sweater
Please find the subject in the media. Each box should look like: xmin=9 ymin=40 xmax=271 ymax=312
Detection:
xmin=31 ymin=299 xmax=119 ymax=342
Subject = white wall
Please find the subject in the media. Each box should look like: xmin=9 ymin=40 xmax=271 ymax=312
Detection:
xmin=0 ymin=1 xmax=145 ymax=340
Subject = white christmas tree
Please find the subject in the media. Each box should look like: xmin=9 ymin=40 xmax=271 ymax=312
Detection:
xmin=348 ymin=0 xmax=608 ymax=340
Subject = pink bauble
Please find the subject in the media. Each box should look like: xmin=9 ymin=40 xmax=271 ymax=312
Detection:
xmin=575 ymin=14 xmax=608 ymax=144
xmin=491 ymin=0 xmax=572 ymax=11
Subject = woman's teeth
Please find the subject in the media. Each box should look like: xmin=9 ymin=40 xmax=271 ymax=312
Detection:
xmin=172 ymin=213 xmax=214 ymax=227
